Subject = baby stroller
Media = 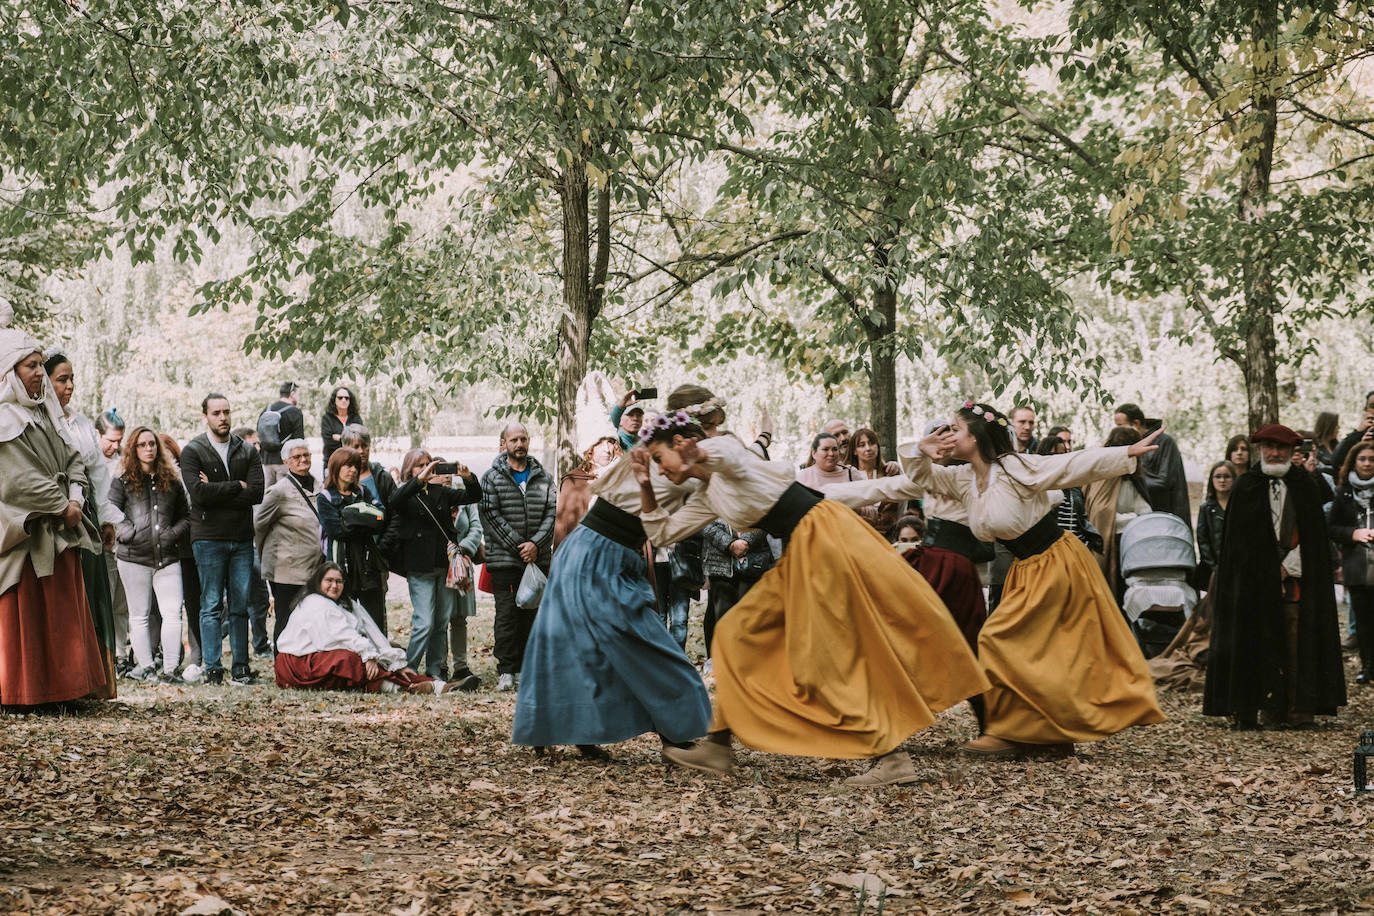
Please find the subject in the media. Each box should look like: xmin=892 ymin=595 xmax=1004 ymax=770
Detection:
xmin=1118 ymin=512 xmax=1197 ymax=658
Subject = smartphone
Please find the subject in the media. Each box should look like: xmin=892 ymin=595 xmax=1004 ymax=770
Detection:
xmin=433 ymin=462 xmax=459 ymax=476
xmin=633 ymin=386 xmax=658 ymax=400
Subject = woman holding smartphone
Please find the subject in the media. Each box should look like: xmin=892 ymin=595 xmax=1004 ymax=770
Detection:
xmin=387 ymin=450 xmax=482 ymax=683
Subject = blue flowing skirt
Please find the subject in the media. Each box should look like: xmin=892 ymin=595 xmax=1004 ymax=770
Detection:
xmin=511 ymin=524 xmax=712 ymax=746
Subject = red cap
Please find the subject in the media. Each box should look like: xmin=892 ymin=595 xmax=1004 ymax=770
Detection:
xmin=1250 ymin=424 xmax=1301 ymax=446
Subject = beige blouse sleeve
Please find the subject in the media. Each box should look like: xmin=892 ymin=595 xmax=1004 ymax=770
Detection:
xmin=824 ymin=473 xmax=924 ymax=508
xmin=999 ymin=446 xmax=1137 ymax=492
xmin=895 ymin=444 xmax=964 ymax=500
xmin=640 ymin=489 xmax=720 ymax=547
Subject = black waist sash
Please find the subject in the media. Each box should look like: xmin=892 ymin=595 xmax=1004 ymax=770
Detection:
xmin=754 ymin=483 xmax=824 ymax=539
xmin=925 ymin=518 xmax=983 ymax=559
xmin=580 ymin=499 xmax=646 ymax=550
xmin=997 ymin=511 xmax=1064 ymax=560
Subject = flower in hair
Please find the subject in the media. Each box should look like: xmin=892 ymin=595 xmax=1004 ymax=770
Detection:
xmin=638 ymin=410 xmax=694 ymax=444
xmin=963 ymin=402 xmax=1009 ymax=428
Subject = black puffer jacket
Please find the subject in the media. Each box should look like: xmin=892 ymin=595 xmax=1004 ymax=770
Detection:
xmin=109 ymin=475 xmax=191 ymax=570
xmin=479 ymin=453 xmax=556 ymax=570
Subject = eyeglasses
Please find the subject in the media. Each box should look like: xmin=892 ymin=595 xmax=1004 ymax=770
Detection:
xmin=287 ymin=452 xmax=310 ymax=461
xmin=1213 ymin=473 xmax=1233 ymax=480
xmin=336 ymin=394 xmax=351 ymax=401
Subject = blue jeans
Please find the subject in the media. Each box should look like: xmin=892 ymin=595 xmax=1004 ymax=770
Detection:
xmin=193 ymin=540 xmax=254 ymax=677
xmin=653 ymin=562 xmax=693 ymax=651
xmin=406 ymin=572 xmax=456 ymax=677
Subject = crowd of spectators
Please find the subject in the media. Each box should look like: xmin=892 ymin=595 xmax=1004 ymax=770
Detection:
xmin=0 ymin=303 xmax=1367 ymax=726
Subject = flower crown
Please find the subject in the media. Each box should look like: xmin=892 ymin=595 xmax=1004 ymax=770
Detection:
xmin=638 ymin=410 xmax=696 ymax=444
xmin=680 ymin=396 xmax=724 ymax=419
xmin=963 ymin=401 xmax=1009 ymax=428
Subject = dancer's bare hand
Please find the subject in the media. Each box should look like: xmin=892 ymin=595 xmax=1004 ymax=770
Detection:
xmin=919 ymin=426 xmax=955 ymax=460
xmin=629 ymin=447 xmax=652 ymax=484
xmin=1127 ymin=427 xmax=1163 ymax=457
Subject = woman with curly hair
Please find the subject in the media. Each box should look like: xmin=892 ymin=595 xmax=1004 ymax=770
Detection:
xmin=553 ymin=435 xmax=621 ymax=549
xmin=108 ymin=426 xmax=189 ymax=681
xmin=321 ymin=386 xmax=362 ymax=464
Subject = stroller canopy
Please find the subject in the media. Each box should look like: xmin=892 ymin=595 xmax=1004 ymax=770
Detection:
xmin=1119 ymin=512 xmax=1196 ymax=578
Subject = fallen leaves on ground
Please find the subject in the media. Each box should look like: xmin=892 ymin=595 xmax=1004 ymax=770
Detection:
xmin=5 ymin=639 xmax=1374 ymax=914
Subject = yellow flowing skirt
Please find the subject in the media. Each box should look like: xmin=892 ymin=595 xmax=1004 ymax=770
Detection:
xmin=710 ymin=500 xmax=990 ymax=758
xmin=982 ymin=533 xmax=1165 ymax=744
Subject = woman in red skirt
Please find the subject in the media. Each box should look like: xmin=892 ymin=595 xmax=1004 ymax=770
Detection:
xmin=0 ymin=312 xmax=109 ymax=707
xmin=275 ymin=563 xmax=456 ymax=695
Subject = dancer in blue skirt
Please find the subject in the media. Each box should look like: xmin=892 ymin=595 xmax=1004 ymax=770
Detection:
xmin=511 ymin=450 xmax=711 ymax=760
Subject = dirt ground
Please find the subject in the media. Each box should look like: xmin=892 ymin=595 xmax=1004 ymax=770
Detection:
xmin=4 ymin=600 xmax=1374 ymax=915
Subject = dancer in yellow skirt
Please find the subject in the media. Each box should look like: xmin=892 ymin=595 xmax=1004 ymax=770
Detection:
xmin=632 ymin=410 xmax=989 ymax=785
xmin=899 ymin=403 xmax=1166 ymax=756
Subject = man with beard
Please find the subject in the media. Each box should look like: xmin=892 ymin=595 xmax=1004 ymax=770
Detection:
xmin=1204 ymin=424 xmax=1346 ymax=729
xmin=479 ymin=422 xmax=556 ymax=691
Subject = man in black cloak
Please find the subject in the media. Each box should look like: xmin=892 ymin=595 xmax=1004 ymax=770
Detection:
xmin=1204 ymin=424 xmax=1346 ymax=729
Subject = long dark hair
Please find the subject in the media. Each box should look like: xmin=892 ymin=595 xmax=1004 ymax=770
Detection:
xmin=639 ymin=416 xmax=705 ymax=448
xmin=119 ymin=426 xmax=179 ymax=496
xmin=286 ymin=561 xmax=346 ymax=620
xmin=851 ymin=427 xmax=886 ymax=471
xmin=1225 ymin=434 xmax=1250 ymax=468
xmin=955 ymin=406 xmax=1014 ymax=464
xmin=1314 ymin=411 xmax=1340 ymax=450
xmin=327 ymin=386 xmax=361 ymax=423
xmin=1105 ymin=426 xmax=1147 ymax=487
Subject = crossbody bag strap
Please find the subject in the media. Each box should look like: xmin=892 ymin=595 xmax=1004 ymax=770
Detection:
xmin=287 ymin=477 xmax=321 ymax=520
xmin=416 ymin=489 xmax=457 ymax=547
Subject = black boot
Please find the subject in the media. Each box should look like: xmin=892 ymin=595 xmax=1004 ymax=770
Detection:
xmin=1355 ymin=593 xmax=1374 ymax=685
xmin=967 ymin=694 xmax=987 ymax=733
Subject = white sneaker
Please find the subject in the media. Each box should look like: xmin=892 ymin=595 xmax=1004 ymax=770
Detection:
xmin=126 ymin=664 xmax=156 ymax=681
xmin=497 ymin=673 xmax=515 ymax=691
xmin=181 ymin=664 xmax=204 ymax=683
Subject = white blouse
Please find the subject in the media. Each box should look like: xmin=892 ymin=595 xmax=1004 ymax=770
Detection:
xmin=823 ymin=457 xmax=974 ymax=525
xmin=588 ymin=450 xmax=697 ymax=514
xmin=61 ymin=411 xmax=123 ymax=527
xmin=276 ymin=593 xmax=408 ymax=670
xmin=892 ymin=445 xmax=1136 ymax=541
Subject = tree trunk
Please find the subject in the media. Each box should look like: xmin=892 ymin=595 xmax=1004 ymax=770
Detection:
xmin=865 ymin=280 xmax=899 ymax=454
xmin=555 ymin=162 xmax=592 ymax=477
xmin=1237 ymin=1 xmax=1280 ymax=430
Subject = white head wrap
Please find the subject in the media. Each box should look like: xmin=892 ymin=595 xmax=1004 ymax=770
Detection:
xmin=0 ymin=299 xmax=67 ymax=443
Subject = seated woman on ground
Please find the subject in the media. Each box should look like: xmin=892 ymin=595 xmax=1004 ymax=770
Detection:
xmin=274 ymin=563 xmax=457 ymax=695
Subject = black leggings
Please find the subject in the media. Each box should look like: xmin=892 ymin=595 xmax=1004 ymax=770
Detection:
xmin=1352 ymin=585 xmax=1374 ymax=671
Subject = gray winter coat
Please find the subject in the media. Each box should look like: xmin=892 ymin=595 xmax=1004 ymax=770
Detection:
xmin=479 ymin=453 xmax=556 ymax=570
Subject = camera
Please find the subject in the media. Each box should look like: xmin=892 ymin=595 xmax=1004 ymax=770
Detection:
xmin=632 ymin=386 xmax=658 ymax=401
xmin=433 ymin=462 xmax=459 ymax=476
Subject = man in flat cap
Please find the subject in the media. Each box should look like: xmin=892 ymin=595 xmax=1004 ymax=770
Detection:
xmin=1204 ymin=424 xmax=1346 ymax=729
